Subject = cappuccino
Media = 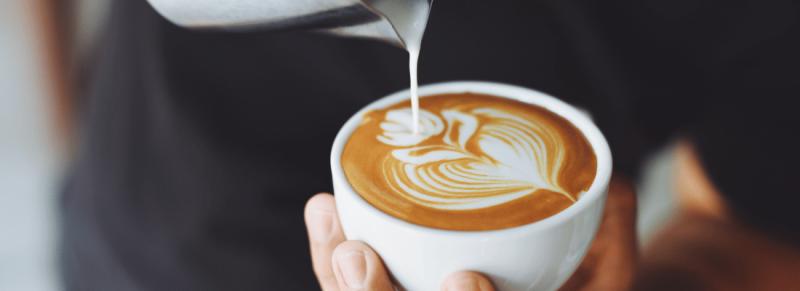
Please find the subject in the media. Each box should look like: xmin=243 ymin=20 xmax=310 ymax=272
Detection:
xmin=342 ymin=93 xmax=597 ymax=231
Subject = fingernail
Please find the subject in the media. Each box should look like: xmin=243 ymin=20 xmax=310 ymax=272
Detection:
xmin=447 ymin=277 xmax=482 ymax=291
xmin=337 ymin=251 xmax=367 ymax=289
xmin=309 ymin=210 xmax=334 ymax=242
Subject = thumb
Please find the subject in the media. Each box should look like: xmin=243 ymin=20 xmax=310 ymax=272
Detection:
xmin=332 ymin=241 xmax=394 ymax=291
xmin=441 ymin=271 xmax=496 ymax=291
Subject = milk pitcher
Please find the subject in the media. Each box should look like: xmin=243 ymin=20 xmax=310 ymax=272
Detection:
xmin=146 ymin=0 xmax=433 ymax=49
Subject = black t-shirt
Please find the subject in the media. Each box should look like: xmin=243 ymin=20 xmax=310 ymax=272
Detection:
xmin=61 ymin=0 xmax=800 ymax=290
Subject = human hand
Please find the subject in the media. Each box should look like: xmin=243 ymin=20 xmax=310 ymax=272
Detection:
xmin=558 ymin=174 xmax=638 ymax=291
xmin=304 ymin=194 xmax=494 ymax=290
xmin=304 ymin=174 xmax=637 ymax=291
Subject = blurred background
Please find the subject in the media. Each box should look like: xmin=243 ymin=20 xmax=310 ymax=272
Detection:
xmin=0 ymin=0 xmax=677 ymax=290
xmin=1 ymin=0 xmax=108 ymax=290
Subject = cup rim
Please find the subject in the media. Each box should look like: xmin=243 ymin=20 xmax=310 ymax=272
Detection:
xmin=331 ymin=81 xmax=613 ymax=236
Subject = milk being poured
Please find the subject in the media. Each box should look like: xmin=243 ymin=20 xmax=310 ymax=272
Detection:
xmin=147 ymin=1 xmax=432 ymax=129
xmin=372 ymin=0 xmax=432 ymax=135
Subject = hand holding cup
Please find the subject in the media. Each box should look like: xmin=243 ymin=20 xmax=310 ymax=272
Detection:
xmin=314 ymin=82 xmax=633 ymax=290
xmin=305 ymin=173 xmax=636 ymax=290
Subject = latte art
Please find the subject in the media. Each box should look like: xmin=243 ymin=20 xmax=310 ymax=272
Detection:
xmin=377 ymin=108 xmax=444 ymax=146
xmin=342 ymin=93 xmax=597 ymax=231
xmin=383 ymin=107 xmax=574 ymax=210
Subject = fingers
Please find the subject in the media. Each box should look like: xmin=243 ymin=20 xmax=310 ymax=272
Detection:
xmin=597 ymin=174 xmax=639 ymax=288
xmin=440 ymin=271 xmax=495 ymax=291
xmin=606 ymin=174 xmax=638 ymax=228
xmin=332 ymin=241 xmax=395 ymax=291
xmin=306 ymin=194 xmax=396 ymax=291
xmin=559 ymin=173 xmax=639 ymax=291
xmin=306 ymin=193 xmax=347 ymax=291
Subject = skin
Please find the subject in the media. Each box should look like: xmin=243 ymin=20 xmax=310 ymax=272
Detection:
xmin=305 ymin=173 xmax=639 ymax=291
xmin=306 ymin=141 xmax=800 ymax=290
xmin=23 ymin=0 xmax=74 ymax=147
xmin=31 ymin=2 xmax=800 ymax=290
xmin=631 ymin=141 xmax=800 ymax=291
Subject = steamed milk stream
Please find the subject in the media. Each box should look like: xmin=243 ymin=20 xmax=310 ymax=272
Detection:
xmin=342 ymin=93 xmax=597 ymax=231
xmin=349 ymin=2 xmax=597 ymax=230
xmin=371 ymin=0 xmax=431 ymax=134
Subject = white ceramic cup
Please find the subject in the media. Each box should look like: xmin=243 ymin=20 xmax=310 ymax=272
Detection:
xmin=331 ymin=81 xmax=612 ymax=291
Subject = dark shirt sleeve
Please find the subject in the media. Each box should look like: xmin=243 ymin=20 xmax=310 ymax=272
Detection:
xmin=634 ymin=0 xmax=800 ymax=243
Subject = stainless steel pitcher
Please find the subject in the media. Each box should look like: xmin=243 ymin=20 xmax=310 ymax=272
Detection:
xmin=146 ymin=0 xmax=433 ymax=49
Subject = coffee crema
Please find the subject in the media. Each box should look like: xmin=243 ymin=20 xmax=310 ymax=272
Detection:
xmin=342 ymin=93 xmax=597 ymax=231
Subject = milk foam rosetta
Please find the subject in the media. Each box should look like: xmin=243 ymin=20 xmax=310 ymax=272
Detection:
xmin=342 ymin=93 xmax=597 ymax=231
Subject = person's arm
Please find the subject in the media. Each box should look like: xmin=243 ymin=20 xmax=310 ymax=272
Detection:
xmin=22 ymin=0 xmax=74 ymax=145
xmin=632 ymin=141 xmax=800 ymax=291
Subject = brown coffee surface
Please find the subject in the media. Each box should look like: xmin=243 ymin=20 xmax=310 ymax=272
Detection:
xmin=342 ymin=93 xmax=597 ymax=231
